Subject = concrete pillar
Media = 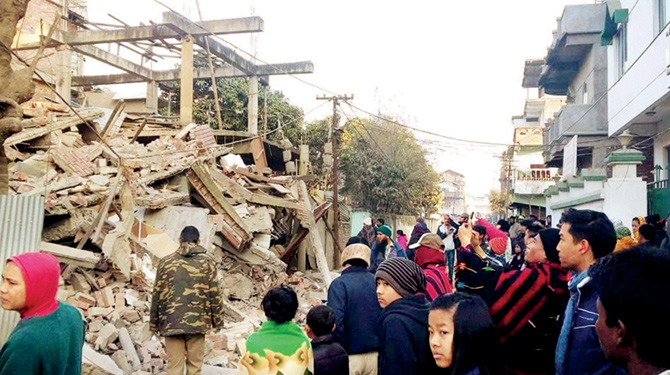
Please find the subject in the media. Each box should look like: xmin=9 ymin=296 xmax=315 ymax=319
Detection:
xmin=299 ymin=145 xmax=309 ymax=175
xmin=248 ymin=75 xmax=258 ymax=135
xmin=55 ymin=45 xmax=72 ymax=104
xmin=146 ymin=80 xmax=158 ymax=113
xmin=603 ymin=150 xmax=647 ymax=220
xmin=180 ymin=36 xmax=194 ymax=125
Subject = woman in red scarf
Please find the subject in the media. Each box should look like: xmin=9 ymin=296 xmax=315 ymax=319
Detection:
xmin=0 ymin=252 xmax=85 ymax=375
xmin=411 ymin=233 xmax=452 ymax=300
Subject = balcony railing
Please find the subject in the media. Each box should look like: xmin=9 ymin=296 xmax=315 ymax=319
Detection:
xmin=516 ymin=168 xmax=554 ymax=181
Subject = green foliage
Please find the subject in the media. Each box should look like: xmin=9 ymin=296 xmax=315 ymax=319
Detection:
xmin=489 ymin=190 xmax=510 ymax=215
xmin=303 ymin=117 xmax=331 ymax=177
xmin=339 ymin=116 xmax=442 ymax=215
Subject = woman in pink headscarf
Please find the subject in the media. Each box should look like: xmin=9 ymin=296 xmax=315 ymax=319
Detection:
xmin=0 ymin=252 xmax=85 ymax=375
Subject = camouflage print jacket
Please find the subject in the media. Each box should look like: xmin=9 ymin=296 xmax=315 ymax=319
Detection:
xmin=149 ymin=243 xmax=225 ymax=336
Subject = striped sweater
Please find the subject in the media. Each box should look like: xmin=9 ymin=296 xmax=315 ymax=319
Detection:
xmin=488 ymin=262 xmax=569 ymax=342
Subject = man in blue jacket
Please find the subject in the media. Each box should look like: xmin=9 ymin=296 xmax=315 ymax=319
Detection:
xmin=328 ymin=243 xmax=381 ymax=375
xmin=590 ymin=246 xmax=670 ymax=375
xmin=555 ymin=209 xmax=625 ymax=375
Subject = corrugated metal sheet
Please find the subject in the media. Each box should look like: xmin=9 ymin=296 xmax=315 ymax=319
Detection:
xmin=0 ymin=195 xmax=45 ymax=345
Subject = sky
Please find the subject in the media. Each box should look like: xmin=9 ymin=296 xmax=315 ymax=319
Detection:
xmin=84 ymin=0 xmax=591 ymax=196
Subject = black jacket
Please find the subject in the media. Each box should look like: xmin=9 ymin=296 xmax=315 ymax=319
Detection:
xmin=312 ymin=334 xmax=349 ymax=375
xmin=378 ymin=294 xmax=440 ymax=375
xmin=327 ymin=266 xmax=381 ymax=354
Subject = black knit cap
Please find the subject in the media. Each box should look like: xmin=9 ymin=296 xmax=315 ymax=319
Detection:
xmin=539 ymin=228 xmax=560 ymax=264
xmin=375 ymin=257 xmax=426 ymax=297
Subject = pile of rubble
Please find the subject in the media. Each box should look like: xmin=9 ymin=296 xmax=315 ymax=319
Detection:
xmin=4 ymin=102 xmax=337 ymax=374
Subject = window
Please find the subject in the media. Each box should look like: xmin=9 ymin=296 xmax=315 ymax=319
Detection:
xmin=658 ymin=0 xmax=670 ymax=34
xmin=582 ymin=82 xmax=589 ymax=104
xmin=616 ymin=23 xmax=628 ymax=78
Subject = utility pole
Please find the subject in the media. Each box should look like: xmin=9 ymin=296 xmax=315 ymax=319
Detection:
xmin=316 ymin=94 xmax=353 ymax=267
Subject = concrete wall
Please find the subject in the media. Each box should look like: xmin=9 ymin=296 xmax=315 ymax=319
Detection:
xmin=607 ymin=0 xmax=670 ymax=135
xmin=349 ymin=210 xmax=440 ymax=244
xmin=546 ymin=161 xmax=647 ymax=222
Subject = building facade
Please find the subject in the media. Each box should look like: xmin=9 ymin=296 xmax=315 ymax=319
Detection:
xmin=539 ymin=3 xmax=621 ymax=170
xmin=504 ymin=62 xmax=563 ymax=218
xmin=439 ymin=169 xmax=466 ymax=215
xmin=602 ymin=0 xmax=670 ymax=218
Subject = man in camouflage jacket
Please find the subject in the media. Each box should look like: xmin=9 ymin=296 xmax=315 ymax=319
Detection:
xmin=150 ymin=226 xmax=225 ymax=375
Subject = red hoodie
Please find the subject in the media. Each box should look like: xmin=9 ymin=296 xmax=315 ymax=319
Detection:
xmin=8 ymin=252 xmax=60 ymax=318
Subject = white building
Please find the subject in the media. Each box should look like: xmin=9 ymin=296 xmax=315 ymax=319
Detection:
xmin=603 ymin=0 xmax=670 ymax=218
xmin=439 ymin=169 xmax=466 ymax=215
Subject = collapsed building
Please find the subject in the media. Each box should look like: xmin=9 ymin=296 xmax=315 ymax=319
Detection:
xmin=0 ymin=1 xmax=344 ymax=374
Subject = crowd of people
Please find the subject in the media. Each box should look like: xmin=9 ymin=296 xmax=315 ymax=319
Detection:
xmin=1 ymin=211 xmax=670 ymax=375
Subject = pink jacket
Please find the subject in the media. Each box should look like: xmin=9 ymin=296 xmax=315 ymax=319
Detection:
xmin=476 ymin=218 xmax=508 ymax=240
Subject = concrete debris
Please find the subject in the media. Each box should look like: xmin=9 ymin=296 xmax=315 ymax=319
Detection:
xmin=7 ymin=98 xmax=340 ymax=373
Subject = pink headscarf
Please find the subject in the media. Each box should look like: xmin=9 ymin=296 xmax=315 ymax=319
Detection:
xmin=7 ymin=252 xmax=60 ymax=318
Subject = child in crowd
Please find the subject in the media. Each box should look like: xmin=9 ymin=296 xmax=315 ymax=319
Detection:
xmin=428 ymin=293 xmax=504 ymax=375
xmin=306 ymin=305 xmax=349 ymax=375
xmin=396 ymin=230 xmax=408 ymax=251
xmin=375 ymin=257 xmax=439 ymax=375
xmin=239 ymin=285 xmax=314 ymax=375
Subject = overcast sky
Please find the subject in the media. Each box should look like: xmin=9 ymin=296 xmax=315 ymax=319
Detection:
xmin=85 ymin=0 xmax=591 ymax=196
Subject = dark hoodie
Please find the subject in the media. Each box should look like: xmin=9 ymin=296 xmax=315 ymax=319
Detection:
xmin=378 ymin=294 xmax=439 ymax=375
xmin=150 ymin=243 xmax=226 ymax=336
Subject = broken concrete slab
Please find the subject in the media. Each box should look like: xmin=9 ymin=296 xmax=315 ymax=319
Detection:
xmin=51 ymin=148 xmax=97 ymax=177
xmin=110 ymin=351 xmax=132 ymax=374
xmin=222 ymin=274 xmax=253 ymax=300
xmin=4 ymin=109 xmax=105 ymax=147
xmin=252 ymin=233 xmax=272 ymax=250
xmin=95 ymin=323 xmax=119 ymax=349
xmin=242 ymin=206 xmax=273 ymax=234
xmin=82 ymin=344 xmax=124 ymax=375
xmin=131 ymin=219 xmax=179 ymax=259
xmin=40 ymin=241 xmax=101 ymax=268
xmin=137 ymin=205 xmax=216 ymax=251
xmin=118 ymin=327 xmax=141 ymax=370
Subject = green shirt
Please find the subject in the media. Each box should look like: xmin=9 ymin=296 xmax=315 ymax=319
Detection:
xmin=0 ymin=303 xmax=85 ymax=375
xmin=239 ymin=320 xmax=314 ymax=375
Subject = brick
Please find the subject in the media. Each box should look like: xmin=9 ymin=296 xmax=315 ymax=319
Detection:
xmin=100 ymin=287 xmax=115 ymax=307
xmin=189 ymin=125 xmax=216 ymax=149
xmin=74 ymin=292 xmax=96 ymax=306
xmin=69 ymin=299 xmax=91 ymax=310
xmin=115 ymin=291 xmax=126 ymax=309
xmin=95 ymin=323 xmax=119 ymax=349
xmin=51 ymin=148 xmax=96 ymax=177
xmin=89 ymin=306 xmax=114 ymax=317
xmin=120 ymin=309 xmax=141 ymax=323
xmin=94 ymin=290 xmax=105 ymax=307
xmin=97 ymin=277 xmax=107 ymax=288
xmin=70 ymin=273 xmax=91 ymax=293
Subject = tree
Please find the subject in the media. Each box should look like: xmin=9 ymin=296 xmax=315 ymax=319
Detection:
xmin=338 ymin=116 xmax=442 ymax=215
xmin=303 ymin=117 xmax=330 ymax=178
xmin=489 ymin=189 xmax=510 ymax=217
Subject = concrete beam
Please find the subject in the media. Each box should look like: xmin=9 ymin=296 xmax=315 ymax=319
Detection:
xmin=256 ymin=61 xmax=314 ymax=75
xmin=162 ymin=11 xmax=256 ymax=75
xmin=73 ymin=45 xmax=154 ymax=80
xmin=72 ymin=73 xmax=148 ymax=86
xmin=13 ymin=17 xmax=264 ymax=50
